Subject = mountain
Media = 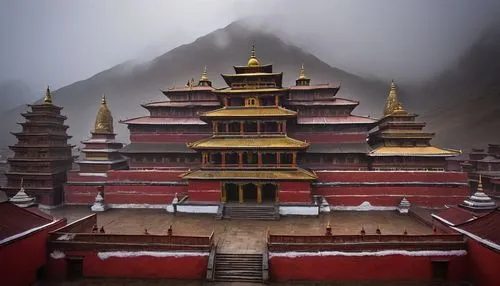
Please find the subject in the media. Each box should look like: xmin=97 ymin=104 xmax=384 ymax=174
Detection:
xmin=0 ymin=21 xmax=387 ymax=148
xmin=0 ymin=80 xmax=36 ymax=113
xmin=418 ymin=26 xmax=500 ymax=150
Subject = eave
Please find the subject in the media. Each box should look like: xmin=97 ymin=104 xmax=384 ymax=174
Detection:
xmin=187 ymin=136 xmax=309 ymax=150
xmin=181 ymin=168 xmax=317 ymax=180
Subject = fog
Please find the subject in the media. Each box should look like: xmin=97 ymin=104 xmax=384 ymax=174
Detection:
xmin=1 ymin=0 xmax=499 ymax=93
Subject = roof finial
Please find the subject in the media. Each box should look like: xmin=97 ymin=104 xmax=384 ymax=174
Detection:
xmin=477 ymin=175 xmax=483 ymax=191
xmin=20 ymin=177 xmax=24 ymax=187
xmin=101 ymin=94 xmax=107 ymax=105
xmin=247 ymin=44 xmax=260 ymax=67
xmin=94 ymin=94 xmax=113 ymax=133
xmin=383 ymin=79 xmax=406 ymax=116
xmin=44 ymin=86 xmax=52 ymax=104
xmin=200 ymin=66 xmax=208 ymax=81
xmin=299 ymin=63 xmax=306 ymax=79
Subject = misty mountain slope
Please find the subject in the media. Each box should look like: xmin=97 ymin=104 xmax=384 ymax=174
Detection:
xmin=0 ymin=21 xmax=387 ymax=148
xmin=0 ymin=80 xmax=36 ymax=113
xmin=421 ymin=27 xmax=500 ymax=150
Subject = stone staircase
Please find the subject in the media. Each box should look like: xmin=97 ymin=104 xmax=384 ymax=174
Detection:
xmin=222 ymin=204 xmax=279 ymax=220
xmin=214 ymin=253 xmax=264 ymax=282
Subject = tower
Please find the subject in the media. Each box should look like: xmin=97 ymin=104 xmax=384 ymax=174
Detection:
xmin=5 ymin=87 xmax=74 ymax=207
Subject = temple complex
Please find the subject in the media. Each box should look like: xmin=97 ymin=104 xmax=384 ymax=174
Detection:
xmin=4 ymin=87 xmax=73 ymax=208
xmin=59 ymin=46 xmax=469 ymax=210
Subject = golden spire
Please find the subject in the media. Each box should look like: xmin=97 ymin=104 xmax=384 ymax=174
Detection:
xmin=299 ymin=63 xmax=306 ymax=79
xmin=44 ymin=86 xmax=52 ymax=104
xmin=200 ymin=66 xmax=208 ymax=81
xmin=94 ymin=94 xmax=114 ymax=133
xmin=477 ymin=175 xmax=484 ymax=192
xmin=383 ymin=80 xmax=407 ymax=116
xmin=247 ymin=44 xmax=260 ymax=67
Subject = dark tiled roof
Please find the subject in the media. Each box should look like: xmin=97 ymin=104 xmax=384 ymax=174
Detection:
xmin=307 ymin=142 xmax=370 ymax=154
xmin=121 ymin=143 xmax=195 ymax=154
xmin=454 ymin=209 xmax=500 ymax=251
xmin=0 ymin=202 xmax=54 ymax=241
xmin=432 ymin=206 xmax=481 ymax=226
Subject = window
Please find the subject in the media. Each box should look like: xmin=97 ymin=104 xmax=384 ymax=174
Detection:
xmin=245 ymin=97 xmax=259 ymax=106
xmin=432 ymin=260 xmax=449 ymax=280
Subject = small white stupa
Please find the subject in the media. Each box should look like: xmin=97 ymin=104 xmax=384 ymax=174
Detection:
xmin=91 ymin=191 xmax=108 ymax=212
xmin=397 ymin=197 xmax=411 ymax=214
xmin=462 ymin=175 xmax=496 ymax=211
xmin=9 ymin=179 xmax=36 ymax=208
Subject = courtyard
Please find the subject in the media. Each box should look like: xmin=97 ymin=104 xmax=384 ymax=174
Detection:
xmin=44 ymin=206 xmax=432 ymax=253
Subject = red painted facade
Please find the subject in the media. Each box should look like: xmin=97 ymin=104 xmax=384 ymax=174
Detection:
xmin=0 ymin=219 xmax=66 ymax=286
xmin=466 ymin=240 xmax=500 ymax=286
xmin=269 ymin=254 xmax=468 ymax=282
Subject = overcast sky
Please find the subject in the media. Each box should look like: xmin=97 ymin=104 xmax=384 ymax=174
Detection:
xmin=1 ymin=0 xmax=499 ymax=93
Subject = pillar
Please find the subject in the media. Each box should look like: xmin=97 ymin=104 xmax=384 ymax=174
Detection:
xmin=224 ymin=96 xmax=228 ymax=106
xmin=214 ymin=122 xmax=218 ymax=134
xmin=282 ymin=120 xmax=287 ymax=133
xmin=238 ymin=152 xmax=243 ymax=167
xmin=221 ymin=183 xmax=226 ymax=203
xmin=274 ymin=95 xmax=279 ymax=106
xmin=277 ymin=122 xmax=281 ymax=133
xmin=240 ymin=121 xmax=244 ymax=135
xmin=225 ymin=123 xmax=229 ymax=133
xmin=257 ymin=184 xmax=262 ymax=204
xmin=277 ymin=152 xmax=281 ymax=167
xmin=257 ymin=120 xmax=261 ymax=134
xmin=238 ymin=184 xmax=244 ymax=204
xmin=258 ymin=152 xmax=262 ymax=166
xmin=221 ymin=152 xmax=226 ymax=168
xmin=292 ymin=152 xmax=297 ymax=166
xmin=275 ymin=184 xmax=280 ymax=203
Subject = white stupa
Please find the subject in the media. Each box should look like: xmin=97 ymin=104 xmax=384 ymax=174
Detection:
xmin=397 ymin=197 xmax=411 ymax=214
xmin=9 ymin=179 xmax=36 ymax=208
xmin=91 ymin=191 xmax=108 ymax=212
xmin=462 ymin=175 xmax=497 ymax=211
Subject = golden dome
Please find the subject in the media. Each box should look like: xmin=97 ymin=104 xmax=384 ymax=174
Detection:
xmin=247 ymin=45 xmax=260 ymax=67
xmin=94 ymin=95 xmax=114 ymax=133
xmin=44 ymin=86 xmax=52 ymax=104
xmin=383 ymin=80 xmax=406 ymax=116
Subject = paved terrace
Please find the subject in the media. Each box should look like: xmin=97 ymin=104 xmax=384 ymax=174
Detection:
xmin=44 ymin=206 xmax=432 ymax=253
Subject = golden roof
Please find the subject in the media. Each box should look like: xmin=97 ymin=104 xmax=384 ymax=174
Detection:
xmin=201 ymin=106 xmax=297 ymax=118
xmin=369 ymin=146 xmax=461 ymax=157
xmin=383 ymin=80 xmax=408 ymax=116
xmin=247 ymin=45 xmax=260 ymax=67
xmin=188 ymin=136 xmax=309 ymax=150
xmin=182 ymin=168 xmax=317 ymax=180
xmin=94 ymin=95 xmax=114 ymax=134
xmin=44 ymin=86 xmax=52 ymax=104
xmin=214 ymin=87 xmax=286 ymax=94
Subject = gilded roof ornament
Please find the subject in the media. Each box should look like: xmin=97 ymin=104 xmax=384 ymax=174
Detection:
xmin=247 ymin=44 xmax=260 ymax=67
xmin=94 ymin=94 xmax=114 ymax=134
xmin=299 ymin=63 xmax=307 ymax=79
xmin=44 ymin=86 xmax=53 ymax=104
xmin=200 ymin=66 xmax=208 ymax=81
xmin=383 ymin=80 xmax=406 ymax=116
xmin=477 ymin=175 xmax=484 ymax=191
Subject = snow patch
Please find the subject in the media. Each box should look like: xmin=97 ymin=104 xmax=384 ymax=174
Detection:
xmin=79 ymin=172 xmax=108 ymax=177
xmin=108 ymin=204 xmax=168 ymax=209
xmin=56 ymin=233 xmax=76 ymax=241
xmin=175 ymin=205 xmax=218 ymax=214
xmin=330 ymin=201 xmax=396 ymax=211
xmin=97 ymin=251 xmax=209 ymax=260
xmin=269 ymin=249 xmax=467 ymax=258
xmin=50 ymin=250 xmax=66 ymax=259
xmin=279 ymin=206 xmax=319 ymax=216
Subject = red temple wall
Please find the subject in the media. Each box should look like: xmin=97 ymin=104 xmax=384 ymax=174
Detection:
xmin=47 ymin=251 xmax=208 ymax=280
xmin=269 ymin=254 xmax=467 ymax=282
xmin=64 ymin=185 xmax=102 ymax=204
xmin=279 ymin=182 xmax=311 ymax=203
xmin=187 ymin=181 xmax=221 ymax=202
xmin=316 ymin=171 xmax=468 ymax=183
xmin=466 ymin=240 xmax=500 ymax=286
xmin=107 ymin=170 xmax=185 ymax=182
xmin=0 ymin=219 xmax=66 ymax=286
xmin=104 ymin=184 xmax=187 ymax=204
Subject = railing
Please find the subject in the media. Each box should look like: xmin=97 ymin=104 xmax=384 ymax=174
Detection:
xmin=267 ymin=234 xmax=466 ymax=252
xmin=204 ymin=164 xmax=296 ymax=168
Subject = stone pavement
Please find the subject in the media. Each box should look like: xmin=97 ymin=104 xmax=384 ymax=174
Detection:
xmin=45 ymin=206 xmax=432 ymax=253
